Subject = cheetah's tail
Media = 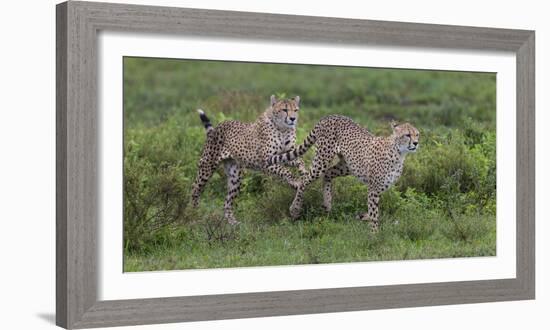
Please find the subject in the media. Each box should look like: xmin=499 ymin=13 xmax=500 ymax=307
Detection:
xmin=267 ymin=129 xmax=317 ymax=166
xmin=197 ymin=109 xmax=213 ymax=132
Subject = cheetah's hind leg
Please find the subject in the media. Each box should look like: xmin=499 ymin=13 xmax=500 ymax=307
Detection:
xmin=322 ymin=158 xmax=349 ymax=212
xmin=289 ymin=146 xmax=336 ymax=219
xmin=191 ymin=152 xmax=219 ymax=208
xmin=223 ymin=160 xmax=242 ymax=225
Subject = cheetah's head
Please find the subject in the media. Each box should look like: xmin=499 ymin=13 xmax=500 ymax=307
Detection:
xmin=391 ymin=121 xmax=420 ymax=154
xmin=270 ymin=95 xmax=300 ymax=130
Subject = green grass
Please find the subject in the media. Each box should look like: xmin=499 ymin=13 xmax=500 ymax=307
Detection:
xmin=123 ymin=57 xmax=496 ymax=271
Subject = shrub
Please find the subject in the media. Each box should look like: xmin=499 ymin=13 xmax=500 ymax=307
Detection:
xmin=441 ymin=213 xmax=493 ymax=243
xmin=252 ymin=179 xmax=295 ymax=223
xmin=390 ymin=188 xmax=438 ymax=241
xmin=397 ymin=123 xmax=496 ymax=205
xmin=123 ymin=119 xmax=200 ymax=252
xmin=124 ymin=155 xmax=191 ymax=252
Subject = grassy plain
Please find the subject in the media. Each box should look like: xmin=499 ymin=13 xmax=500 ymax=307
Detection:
xmin=123 ymin=58 xmax=496 ymax=271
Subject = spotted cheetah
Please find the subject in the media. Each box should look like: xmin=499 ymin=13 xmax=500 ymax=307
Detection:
xmin=267 ymin=115 xmax=419 ymax=231
xmin=191 ymin=95 xmax=306 ymax=225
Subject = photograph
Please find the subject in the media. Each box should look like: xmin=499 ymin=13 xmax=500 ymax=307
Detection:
xmin=2 ymin=0 xmax=544 ymax=328
xmin=123 ymin=57 xmax=497 ymax=272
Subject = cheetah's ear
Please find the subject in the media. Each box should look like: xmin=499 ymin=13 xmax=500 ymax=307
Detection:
xmin=270 ymin=95 xmax=277 ymax=107
xmin=293 ymin=95 xmax=301 ymax=107
xmin=391 ymin=120 xmax=399 ymax=130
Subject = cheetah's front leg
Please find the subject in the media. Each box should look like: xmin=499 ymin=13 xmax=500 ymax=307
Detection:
xmin=264 ymin=164 xmax=300 ymax=189
xmin=286 ymin=158 xmax=308 ymax=176
xmin=358 ymin=191 xmax=381 ymax=232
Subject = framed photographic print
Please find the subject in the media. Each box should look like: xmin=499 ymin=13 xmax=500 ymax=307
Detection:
xmin=56 ymin=1 xmax=535 ymax=328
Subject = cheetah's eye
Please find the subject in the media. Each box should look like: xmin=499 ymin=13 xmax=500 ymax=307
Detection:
xmin=282 ymin=109 xmax=288 ymax=112
xmin=405 ymin=134 xmax=411 ymax=138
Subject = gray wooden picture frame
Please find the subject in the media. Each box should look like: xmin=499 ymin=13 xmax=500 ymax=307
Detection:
xmin=56 ymin=1 xmax=535 ymax=328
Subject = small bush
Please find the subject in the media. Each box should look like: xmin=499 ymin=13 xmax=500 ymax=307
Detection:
xmin=441 ymin=213 xmax=493 ymax=243
xmin=199 ymin=212 xmax=239 ymax=245
xmin=397 ymin=124 xmax=496 ymax=205
xmin=252 ymin=179 xmax=295 ymax=223
xmin=123 ymin=120 xmax=200 ymax=252
xmin=391 ymin=188 xmax=438 ymax=241
xmin=124 ymin=158 xmax=190 ymax=252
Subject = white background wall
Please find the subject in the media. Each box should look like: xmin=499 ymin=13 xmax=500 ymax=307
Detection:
xmin=0 ymin=0 xmax=547 ymax=329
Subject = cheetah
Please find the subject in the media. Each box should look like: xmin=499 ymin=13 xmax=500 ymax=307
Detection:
xmin=267 ymin=115 xmax=419 ymax=231
xmin=191 ymin=95 xmax=306 ymax=225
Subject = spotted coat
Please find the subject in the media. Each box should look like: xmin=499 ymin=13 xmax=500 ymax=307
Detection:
xmin=191 ymin=95 xmax=306 ymax=225
xmin=268 ymin=115 xmax=420 ymax=231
